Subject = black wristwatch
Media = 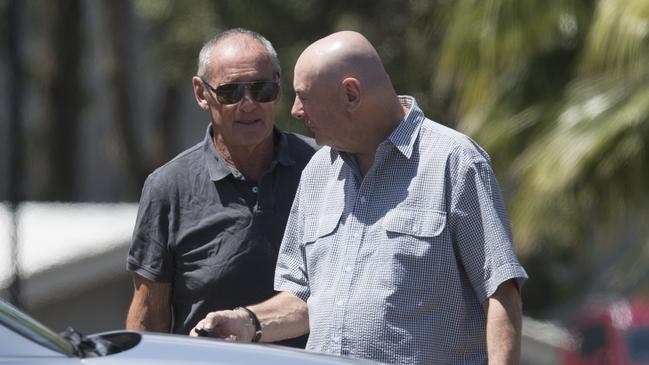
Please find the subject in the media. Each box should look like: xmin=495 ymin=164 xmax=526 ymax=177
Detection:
xmin=236 ymin=307 xmax=262 ymax=342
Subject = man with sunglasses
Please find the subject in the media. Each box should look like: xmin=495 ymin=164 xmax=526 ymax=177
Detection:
xmin=191 ymin=31 xmax=528 ymax=365
xmin=125 ymin=28 xmax=316 ymax=348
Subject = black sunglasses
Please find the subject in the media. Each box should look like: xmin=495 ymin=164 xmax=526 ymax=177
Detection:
xmin=202 ymin=78 xmax=280 ymax=105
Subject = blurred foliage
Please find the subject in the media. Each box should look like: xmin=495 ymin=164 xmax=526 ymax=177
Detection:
xmin=438 ymin=0 xmax=649 ymax=315
xmin=134 ymin=0 xmax=218 ymax=83
xmin=3 ymin=0 xmax=648 ymax=318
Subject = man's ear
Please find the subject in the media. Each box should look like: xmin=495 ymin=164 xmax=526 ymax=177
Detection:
xmin=192 ymin=76 xmax=210 ymax=110
xmin=341 ymin=77 xmax=361 ymax=111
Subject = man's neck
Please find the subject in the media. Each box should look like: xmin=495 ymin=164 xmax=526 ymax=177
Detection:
xmin=352 ymin=102 xmax=408 ymax=178
xmin=214 ymin=135 xmax=274 ymax=182
xmin=353 ymin=152 xmax=375 ymax=178
xmin=352 ymin=131 xmax=390 ymax=177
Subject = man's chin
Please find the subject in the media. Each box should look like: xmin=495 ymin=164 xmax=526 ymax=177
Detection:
xmin=314 ymin=137 xmax=337 ymax=149
xmin=313 ymin=135 xmax=326 ymax=146
xmin=235 ymin=129 xmax=274 ymax=148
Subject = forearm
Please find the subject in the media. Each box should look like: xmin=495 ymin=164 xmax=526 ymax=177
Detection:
xmin=126 ymin=298 xmax=171 ymax=332
xmin=126 ymin=274 xmax=172 ymax=332
xmin=484 ymin=279 xmax=522 ymax=365
xmin=192 ymin=291 xmax=309 ymax=342
xmin=248 ymin=291 xmax=309 ymax=342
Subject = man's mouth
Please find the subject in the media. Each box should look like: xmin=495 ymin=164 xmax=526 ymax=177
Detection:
xmin=237 ymin=119 xmax=262 ymax=125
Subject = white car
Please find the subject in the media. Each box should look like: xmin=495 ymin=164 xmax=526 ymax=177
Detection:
xmin=0 ymin=299 xmax=383 ymax=365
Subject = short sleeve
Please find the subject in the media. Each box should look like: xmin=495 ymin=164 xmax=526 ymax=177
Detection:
xmin=274 ymin=176 xmax=310 ymax=301
xmin=450 ymin=154 xmax=528 ymax=302
xmin=126 ymin=174 xmax=175 ymax=282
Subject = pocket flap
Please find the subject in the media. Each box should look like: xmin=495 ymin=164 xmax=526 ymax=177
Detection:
xmin=382 ymin=208 xmax=446 ymax=237
xmin=303 ymin=212 xmax=342 ymax=243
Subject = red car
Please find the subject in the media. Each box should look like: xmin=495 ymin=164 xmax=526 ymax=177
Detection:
xmin=562 ymin=299 xmax=649 ymax=364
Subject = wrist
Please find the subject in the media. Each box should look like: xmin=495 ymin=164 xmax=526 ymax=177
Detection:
xmin=235 ymin=306 xmax=262 ymax=342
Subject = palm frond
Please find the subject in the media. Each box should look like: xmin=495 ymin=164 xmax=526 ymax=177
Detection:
xmin=510 ymin=76 xmax=649 ymax=254
xmin=581 ymin=0 xmax=649 ymax=77
xmin=435 ymin=0 xmax=585 ymax=116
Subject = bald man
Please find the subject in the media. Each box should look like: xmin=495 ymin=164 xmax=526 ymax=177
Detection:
xmin=192 ymin=31 xmax=528 ymax=365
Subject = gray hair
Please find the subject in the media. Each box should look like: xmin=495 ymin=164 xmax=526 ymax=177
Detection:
xmin=197 ymin=28 xmax=281 ymax=80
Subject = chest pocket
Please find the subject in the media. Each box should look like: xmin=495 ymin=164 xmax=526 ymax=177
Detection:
xmin=379 ymin=208 xmax=447 ymax=294
xmin=382 ymin=207 xmax=446 ymax=238
xmin=301 ymin=211 xmax=343 ymax=293
xmin=302 ymin=212 xmax=342 ymax=243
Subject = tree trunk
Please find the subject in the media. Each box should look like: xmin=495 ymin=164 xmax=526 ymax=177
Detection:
xmin=103 ymin=0 xmax=148 ymax=198
xmin=7 ymin=0 xmax=24 ymax=308
xmin=45 ymin=0 xmax=82 ymax=200
xmin=152 ymin=85 xmax=181 ymax=167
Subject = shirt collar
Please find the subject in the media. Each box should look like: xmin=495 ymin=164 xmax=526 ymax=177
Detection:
xmin=387 ymin=95 xmax=424 ymax=159
xmin=329 ymin=95 xmax=424 ymax=163
xmin=275 ymin=128 xmax=296 ymax=167
xmin=203 ymin=124 xmax=231 ymax=181
xmin=203 ymin=124 xmax=294 ymax=182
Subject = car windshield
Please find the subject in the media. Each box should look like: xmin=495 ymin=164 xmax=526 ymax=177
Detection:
xmin=0 ymin=299 xmax=76 ymax=356
xmin=627 ymin=326 xmax=649 ymax=361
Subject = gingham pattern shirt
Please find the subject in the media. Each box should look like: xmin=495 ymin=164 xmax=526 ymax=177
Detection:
xmin=275 ymin=96 xmax=528 ymax=365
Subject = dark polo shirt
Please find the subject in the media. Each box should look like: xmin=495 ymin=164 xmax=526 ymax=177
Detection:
xmin=127 ymin=124 xmax=317 ymax=346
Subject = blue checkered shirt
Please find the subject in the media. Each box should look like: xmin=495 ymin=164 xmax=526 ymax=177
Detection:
xmin=275 ymin=96 xmax=528 ymax=365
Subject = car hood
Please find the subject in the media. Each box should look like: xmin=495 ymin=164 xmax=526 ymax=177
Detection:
xmin=84 ymin=331 xmax=383 ymax=365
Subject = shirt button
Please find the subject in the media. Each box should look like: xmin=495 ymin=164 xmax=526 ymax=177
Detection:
xmin=336 ymin=300 xmax=344 ymax=306
xmin=252 ymin=186 xmax=259 ymax=193
xmin=344 ymin=265 xmax=352 ymax=273
xmin=333 ymin=336 xmax=340 ymax=343
xmin=353 ymin=232 xmax=361 ymax=239
xmin=360 ymin=196 xmax=367 ymax=204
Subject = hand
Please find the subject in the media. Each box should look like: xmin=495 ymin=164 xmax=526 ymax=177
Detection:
xmin=189 ymin=308 xmax=255 ymax=342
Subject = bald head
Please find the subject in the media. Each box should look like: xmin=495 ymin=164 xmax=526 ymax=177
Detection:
xmin=292 ymin=31 xmax=405 ymax=158
xmin=296 ymin=31 xmax=392 ymax=94
xmin=197 ymin=28 xmax=281 ymax=80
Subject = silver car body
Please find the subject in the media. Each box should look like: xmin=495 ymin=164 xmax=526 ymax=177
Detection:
xmin=0 ymin=299 xmax=383 ymax=365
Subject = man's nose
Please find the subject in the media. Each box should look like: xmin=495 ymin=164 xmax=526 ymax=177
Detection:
xmin=291 ymin=97 xmax=303 ymax=119
xmin=239 ymin=87 xmax=257 ymax=112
